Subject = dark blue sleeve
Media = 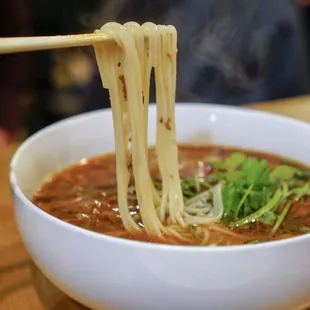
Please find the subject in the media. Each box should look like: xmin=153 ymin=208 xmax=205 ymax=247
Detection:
xmin=172 ymin=0 xmax=310 ymax=105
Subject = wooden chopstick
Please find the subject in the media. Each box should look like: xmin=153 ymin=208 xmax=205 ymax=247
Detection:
xmin=0 ymin=33 xmax=111 ymax=54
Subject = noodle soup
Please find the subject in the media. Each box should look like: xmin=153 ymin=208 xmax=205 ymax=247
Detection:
xmin=32 ymin=145 xmax=310 ymax=246
xmin=11 ymin=105 xmax=310 ymax=310
xmin=8 ymin=20 xmax=310 ymax=310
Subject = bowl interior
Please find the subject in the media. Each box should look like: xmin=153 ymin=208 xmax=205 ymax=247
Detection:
xmin=10 ymin=103 xmax=310 ymax=201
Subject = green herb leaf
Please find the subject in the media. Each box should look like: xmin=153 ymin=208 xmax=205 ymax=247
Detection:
xmin=272 ymin=203 xmax=291 ymax=234
xmin=234 ymin=184 xmax=254 ymax=220
xmin=224 ymin=152 xmax=247 ymax=169
xmin=225 ymin=171 xmax=244 ymax=183
xmin=259 ymin=211 xmax=278 ymax=226
xmin=291 ymin=183 xmax=310 ymax=200
xmin=211 ymin=152 xmax=246 ymax=170
xmin=295 ymin=170 xmax=310 ymax=180
xmin=221 ymin=184 xmax=241 ymax=223
xmin=271 ymin=165 xmax=301 ymax=181
xmin=230 ymin=189 xmax=282 ymax=228
xmin=242 ymin=158 xmax=270 ymax=186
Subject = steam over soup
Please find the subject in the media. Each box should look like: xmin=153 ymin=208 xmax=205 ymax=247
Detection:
xmin=32 ymin=146 xmax=310 ymax=246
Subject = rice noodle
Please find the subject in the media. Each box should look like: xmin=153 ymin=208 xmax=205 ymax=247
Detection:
xmin=93 ymin=22 xmax=225 ymax=243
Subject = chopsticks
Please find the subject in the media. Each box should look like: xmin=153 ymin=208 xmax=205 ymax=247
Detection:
xmin=0 ymin=33 xmax=111 ymax=54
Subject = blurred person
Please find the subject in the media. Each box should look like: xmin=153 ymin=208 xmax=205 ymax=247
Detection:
xmin=22 ymin=0 xmax=310 ymax=135
xmin=300 ymin=0 xmax=310 ymax=65
xmin=80 ymin=0 xmax=310 ymax=112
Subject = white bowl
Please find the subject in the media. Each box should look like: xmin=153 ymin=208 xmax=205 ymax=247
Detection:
xmin=10 ymin=103 xmax=310 ymax=310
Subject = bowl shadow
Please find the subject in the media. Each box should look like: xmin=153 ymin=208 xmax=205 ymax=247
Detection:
xmin=30 ymin=260 xmax=89 ymax=310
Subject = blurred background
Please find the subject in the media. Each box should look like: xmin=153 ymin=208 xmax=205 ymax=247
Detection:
xmin=1 ymin=0 xmax=310 ymax=142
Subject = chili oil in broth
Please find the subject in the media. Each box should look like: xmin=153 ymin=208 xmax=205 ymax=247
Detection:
xmin=32 ymin=146 xmax=310 ymax=246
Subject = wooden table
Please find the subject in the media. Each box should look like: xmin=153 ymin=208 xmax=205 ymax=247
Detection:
xmin=1 ymin=94 xmax=310 ymax=310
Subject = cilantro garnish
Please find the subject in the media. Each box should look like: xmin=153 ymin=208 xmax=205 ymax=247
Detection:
xmin=178 ymin=151 xmax=310 ymax=234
